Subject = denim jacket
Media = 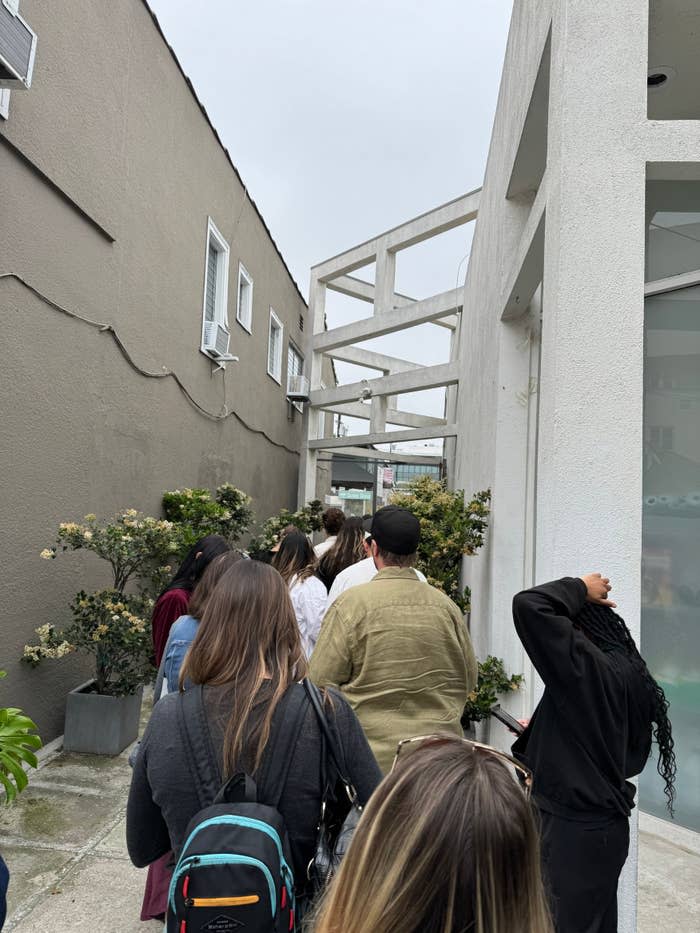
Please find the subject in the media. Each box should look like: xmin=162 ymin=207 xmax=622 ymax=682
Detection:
xmin=163 ymin=614 xmax=199 ymax=693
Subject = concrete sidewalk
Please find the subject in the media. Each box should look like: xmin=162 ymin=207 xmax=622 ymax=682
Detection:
xmin=1 ymin=698 xmax=698 ymax=931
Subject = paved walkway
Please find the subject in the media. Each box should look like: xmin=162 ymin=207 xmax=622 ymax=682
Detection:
xmin=1 ymin=696 xmax=698 ymax=931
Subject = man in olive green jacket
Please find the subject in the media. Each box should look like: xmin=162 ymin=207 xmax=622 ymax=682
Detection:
xmin=309 ymin=506 xmax=477 ymax=772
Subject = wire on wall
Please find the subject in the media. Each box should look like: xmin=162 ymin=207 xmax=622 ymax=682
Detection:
xmin=0 ymin=272 xmax=300 ymax=457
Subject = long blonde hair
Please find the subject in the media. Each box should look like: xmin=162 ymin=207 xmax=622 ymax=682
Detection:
xmin=312 ymin=735 xmax=553 ymax=933
xmin=180 ymin=560 xmax=307 ymax=774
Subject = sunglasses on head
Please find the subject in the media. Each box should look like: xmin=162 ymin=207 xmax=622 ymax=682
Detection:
xmin=391 ymin=734 xmax=533 ymax=796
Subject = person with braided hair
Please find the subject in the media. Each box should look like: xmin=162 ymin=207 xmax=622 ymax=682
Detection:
xmin=511 ymin=573 xmax=676 ymax=933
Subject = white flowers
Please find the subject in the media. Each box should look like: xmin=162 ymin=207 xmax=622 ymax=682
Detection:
xmin=40 ymin=548 xmax=55 ymax=560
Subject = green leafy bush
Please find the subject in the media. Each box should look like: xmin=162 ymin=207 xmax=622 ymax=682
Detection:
xmin=390 ymin=477 xmax=490 ymax=612
xmin=24 ymin=509 xmax=179 ymax=694
xmin=162 ymin=484 xmax=253 ymax=552
xmin=462 ymin=656 xmax=525 ymax=725
xmin=247 ymin=500 xmax=323 ymax=561
xmin=0 ymin=671 xmax=42 ymax=804
xmin=23 ymin=591 xmax=153 ymax=696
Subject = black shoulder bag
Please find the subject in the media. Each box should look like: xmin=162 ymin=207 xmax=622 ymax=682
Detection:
xmin=302 ymin=679 xmax=363 ymax=892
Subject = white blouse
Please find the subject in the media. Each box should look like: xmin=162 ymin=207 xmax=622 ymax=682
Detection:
xmin=289 ymin=573 xmax=328 ymax=659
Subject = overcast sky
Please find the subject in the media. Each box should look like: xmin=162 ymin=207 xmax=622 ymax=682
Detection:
xmin=149 ymin=0 xmax=512 ymax=434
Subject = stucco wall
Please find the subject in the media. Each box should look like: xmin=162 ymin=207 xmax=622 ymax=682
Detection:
xmin=0 ymin=0 xmax=320 ymax=740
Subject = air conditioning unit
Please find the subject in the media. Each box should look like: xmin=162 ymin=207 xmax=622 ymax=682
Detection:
xmin=286 ymin=373 xmax=310 ymax=403
xmin=203 ymin=321 xmax=231 ymax=357
xmin=0 ymin=1 xmax=37 ymax=90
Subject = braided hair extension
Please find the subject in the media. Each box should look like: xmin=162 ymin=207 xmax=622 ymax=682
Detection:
xmin=575 ymin=602 xmax=677 ymax=815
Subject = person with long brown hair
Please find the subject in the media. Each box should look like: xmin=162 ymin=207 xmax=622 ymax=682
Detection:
xmin=312 ymin=734 xmax=553 ymax=933
xmin=127 ymin=560 xmax=381 ymax=920
xmin=316 ymin=517 xmax=365 ymax=591
xmin=272 ymin=530 xmax=327 ymax=656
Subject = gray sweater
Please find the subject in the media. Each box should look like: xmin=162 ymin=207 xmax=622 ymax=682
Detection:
xmin=126 ymin=682 xmax=381 ymax=880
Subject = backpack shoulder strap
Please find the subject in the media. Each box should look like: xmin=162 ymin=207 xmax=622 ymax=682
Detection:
xmin=256 ymin=685 xmax=310 ymax=810
xmin=177 ymin=685 xmax=221 ymax=809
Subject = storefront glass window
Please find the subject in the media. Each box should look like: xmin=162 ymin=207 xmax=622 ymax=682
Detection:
xmin=641 ymin=281 xmax=700 ymax=831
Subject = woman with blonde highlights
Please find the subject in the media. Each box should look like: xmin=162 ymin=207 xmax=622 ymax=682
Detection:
xmin=313 ymin=734 xmax=553 ymax=933
xmin=127 ymin=560 xmax=381 ymax=919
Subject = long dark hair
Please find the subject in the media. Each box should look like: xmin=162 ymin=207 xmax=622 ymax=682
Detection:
xmin=313 ymin=736 xmax=552 ymax=933
xmin=576 ymin=602 xmax=677 ymax=814
xmin=318 ymin=517 xmax=365 ymax=587
xmin=181 ymin=561 xmax=307 ymax=774
xmin=188 ymin=550 xmax=244 ymax=619
xmin=162 ymin=535 xmax=230 ymax=597
xmin=271 ymin=531 xmax=316 ymax=586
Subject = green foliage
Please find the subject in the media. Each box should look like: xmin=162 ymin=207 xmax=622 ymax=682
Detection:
xmin=0 ymin=671 xmax=42 ymax=804
xmin=41 ymin=509 xmax=183 ymax=598
xmin=247 ymin=500 xmax=323 ymax=560
xmin=462 ymin=656 xmax=525 ymax=724
xmin=162 ymin=484 xmax=253 ymax=553
xmin=23 ymin=591 xmax=153 ymax=696
xmin=390 ymin=477 xmax=491 ymax=612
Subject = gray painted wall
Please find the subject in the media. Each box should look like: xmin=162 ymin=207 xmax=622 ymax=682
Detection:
xmin=0 ymin=0 xmax=329 ymax=740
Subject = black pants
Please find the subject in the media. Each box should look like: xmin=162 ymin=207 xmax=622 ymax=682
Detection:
xmin=539 ymin=810 xmax=630 ymax=933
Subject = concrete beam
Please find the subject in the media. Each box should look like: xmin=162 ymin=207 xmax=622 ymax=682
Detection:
xmin=312 ymin=189 xmax=481 ymax=281
xmin=327 ymin=346 xmax=422 ymax=373
xmin=323 ymin=400 xmax=446 ymax=429
xmin=327 ymin=275 xmax=415 ymax=306
xmin=331 ymin=447 xmax=444 ymax=465
xmin=501 ymin=179 xmax=547 ymax=320
xmin=314 ymin=289 xmax=463 ymax=349
xmin=310 ymin=361 xmax=460 ymax=408
xmin=309 ymin=424 xmax=458 ymax=450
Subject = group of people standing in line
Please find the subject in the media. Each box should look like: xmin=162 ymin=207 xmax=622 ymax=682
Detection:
xmin=127 ymin=504 xmax=677 ymax=933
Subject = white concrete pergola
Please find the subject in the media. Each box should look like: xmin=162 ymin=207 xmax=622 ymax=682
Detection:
xmin=298 ymin=189 xmax=480 ymax=505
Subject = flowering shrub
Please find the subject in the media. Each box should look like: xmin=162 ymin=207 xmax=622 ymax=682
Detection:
xmin=25 ymin=509 xmax=180 ymax=695
xmin=247 ymin=500 xmax=323 ymax=561
xmin=462 ymin=656 xmax=525 ymax=724
xmin=162 ymin=484 xmax=253 ymax=552
xmin=24 ymin=591 xmax=153 ymax=696
xmin=390 ymin=477 xmax=490 ymax=612
xmin=41 ymin=510 xmax=182 ymax=597
xmin=0 ymin=671 xmax=42 ymax=804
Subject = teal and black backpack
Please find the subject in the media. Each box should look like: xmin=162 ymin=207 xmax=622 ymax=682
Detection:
xmin=167 ymin=685 xmax=309 ymax=933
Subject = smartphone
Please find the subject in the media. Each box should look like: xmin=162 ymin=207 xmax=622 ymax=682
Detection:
xmin=489 ymin=704 xmax=525 ymax=736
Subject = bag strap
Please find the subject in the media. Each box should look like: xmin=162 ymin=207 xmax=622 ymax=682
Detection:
xmin=302 ymin=680 xmax=351 ymax=788
xmin=178 ymin=684 xmax=221 ymax=809
xmin=257 ymin=685 xmax=310 ymax=809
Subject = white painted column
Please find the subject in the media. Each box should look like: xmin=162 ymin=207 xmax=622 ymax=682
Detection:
xmin=537 ymin=3 xmax=650 ymax=929
xmin=370 ymin=243 xmax=395 ymax=433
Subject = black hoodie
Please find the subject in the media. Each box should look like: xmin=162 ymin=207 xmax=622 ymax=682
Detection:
xmin=511 ymin=577 xmax=653 ymax=820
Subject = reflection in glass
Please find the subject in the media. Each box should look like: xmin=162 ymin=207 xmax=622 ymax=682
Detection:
xmin=641 ymin=284 xmax=700 ymax=831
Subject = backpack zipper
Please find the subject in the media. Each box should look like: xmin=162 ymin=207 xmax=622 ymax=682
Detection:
xmin=186 ymin=895 xmax=260 ymax=907
xmin=170 ymin=854 xmax=276 ymax=915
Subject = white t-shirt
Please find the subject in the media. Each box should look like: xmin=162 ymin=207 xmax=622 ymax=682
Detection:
xmin=313 ymin=536 xmax=336 ymax=558
xmin=289 ymin=574 xmax=327 ymax=658
xmin=325 ymin=557 xmax=426 ymax=612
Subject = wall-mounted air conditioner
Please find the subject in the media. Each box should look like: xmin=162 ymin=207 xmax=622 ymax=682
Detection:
xmin=287 ymin=373 xmax=310 ymax=404
xmin=0 ymin=1 xmax=37 ymax=90
xmin=203 ymin=321 xmax=231 ymax=358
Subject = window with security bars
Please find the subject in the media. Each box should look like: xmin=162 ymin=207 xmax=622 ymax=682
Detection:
xmin=200 ymin=218 xmax=230 ymax=357
xmin=267 ymin=310 xmax=283 ymax=383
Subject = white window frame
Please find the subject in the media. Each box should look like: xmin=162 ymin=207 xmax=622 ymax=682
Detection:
xmin=200 ymin=218 xmax=230 ymax=357
xmin=0 ymin=90 xmax=10 ymax=120
xmin=267 ymin=308 xmax=284 ymax=384
xmin=236 ymin=262 xmax=254 ymax=333
xmin=287 ymin=341 xmax=305 ymax=412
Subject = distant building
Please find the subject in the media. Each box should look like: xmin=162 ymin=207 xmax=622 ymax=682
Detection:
xmin=0 ymin=0 xmax=332 ymax=740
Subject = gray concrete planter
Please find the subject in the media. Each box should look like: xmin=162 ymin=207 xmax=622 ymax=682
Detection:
xmin=63 ymin=680 xmax=143 ymax=756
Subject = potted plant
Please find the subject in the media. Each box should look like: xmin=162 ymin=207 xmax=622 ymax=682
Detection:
xmin=0 ymin=671 xmax=42 ymax=803
xmin=461 ymin=655 xmax=525 ymax=740
xmin=23 ymin=510 xmax=182 ymax=755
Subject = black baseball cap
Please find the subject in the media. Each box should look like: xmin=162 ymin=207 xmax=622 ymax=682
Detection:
xmin=370 ymin=506 xmax=420 ymax=555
